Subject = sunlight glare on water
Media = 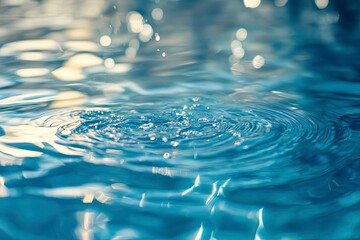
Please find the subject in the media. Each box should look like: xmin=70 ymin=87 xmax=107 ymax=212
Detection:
xmin=0 ymin=0 xmax=360 ymax=239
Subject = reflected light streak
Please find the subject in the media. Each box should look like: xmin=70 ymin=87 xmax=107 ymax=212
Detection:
xmin=63 ymin=41 xmax=99 ymax=52
xmin=96 ymin=192 xmax=110 ymax=204
xmin=0 ymin=176 xmax=9 ymax=197
xmin=139 ymin=193 xmax=145 ymax=207
xmin=181 ymin=175 xmax=200 ymax=196
xmin=254 ymin=208 xmax=264 ymax=240
xmin=16 ymin=68 xmax=50 ymax=77
xmin=18 ymin=52 xmax=47 ymax=61
xmin=206 ymin=181 xmax=218 ymax=205
xmin=0 ymin=122 xmax=84 ymax=156
xmin=65 ymin=53 xmax=103 ymax=68
xmin=66 ymin=28 xmax=93 ymax=40
xmin=76 ymin=211 xmax=94 ymax=240
xmin=108 ymin=63 xmax=132 ymax=73
xmin=194 ymin=224 xmax=203 ymax=240
xmin=83 ymin=194 xmax=94 ymax=204
xmin=52 ymin=67 xmax=85 ymax=81
xmin=0 ymin=39 xmax=62 ymax=56
xmin=152 ymin=167 xmax=174 ymax=177
xmin=42 ymin=184 xmax=105 ymax=198
xmin=53 ymin=53 xmax=103 ymax=81
xmin=50 ymin=91 xmax=87 ymax=109
xmin=0 ymin=143 xmax=42 ymax=157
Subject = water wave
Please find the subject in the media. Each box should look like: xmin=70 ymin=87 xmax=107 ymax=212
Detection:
xmin=42 ymin=97 xmax=351 ymax=187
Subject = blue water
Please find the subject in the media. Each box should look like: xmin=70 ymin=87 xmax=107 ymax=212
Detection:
xmin=0 ymin=0 xmax=360 ymax=239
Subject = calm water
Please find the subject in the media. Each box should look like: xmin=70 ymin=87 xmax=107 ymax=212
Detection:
xmin=0 ymin=0 xmax=360 ymax=239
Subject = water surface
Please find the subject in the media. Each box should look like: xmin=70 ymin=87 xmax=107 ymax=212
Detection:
xmin=0 ymin=0 xmax=360 ymax=239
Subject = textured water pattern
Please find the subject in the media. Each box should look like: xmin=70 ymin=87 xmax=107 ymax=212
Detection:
xmin=0 ymin=0 xmax=360 ymax=239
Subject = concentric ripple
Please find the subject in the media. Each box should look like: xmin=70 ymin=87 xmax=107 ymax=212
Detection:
xmin=44 ymin=97 xmax=351 ymax=185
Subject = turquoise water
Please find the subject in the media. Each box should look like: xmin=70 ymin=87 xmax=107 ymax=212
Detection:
xmin=0 ymin=0 xmax=360 ymax=239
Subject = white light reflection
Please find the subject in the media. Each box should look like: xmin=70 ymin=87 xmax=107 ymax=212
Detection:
xmin=217 ymin=178 xmax=231 ymax=196
xmin=100 ymin=35 xmax=111 ymax=47
xmin=104 ymin=58 xmax=115 ymax=68
xmin=0 ymin=143 xmax=42 ymax=157
xmin=194 ymin=224 xmax=203 ymax=240
xmin=139 ymin=193 xmax=145 ymax=207
xmin=76 ymin=211 xmax=109 ymax=240
xmin=63 ymin=41 xmax=99 ymax=52
xmin=16 ymin=68 xmax=50 ymax=77
xmin=0 ymin=121 xmax=84 ymax=157
xmin=0 ymin=39 xmax=61 ymax=56
xmin=315 ymin=0 xmax=329 ymax=9
xmin=236 ymin=28 xmax=248 ymax=41
xmin=151 ymin=8 xmax=163 ymax=21
xmin=52 ymin=67 xmax=85 ymax=81
xmin=0 ymin=176 xmax=9 ymax=197
xmin=181 ymin=175 xmax=200 ymax=196
xmin=139 ymin=24 xmax=153 ymax=42
xmin=244 ymin=0 xmax=261 ymax=8
xmin=127 ymin=11 xmax=144 ymax=33
xmin=254 ymin=208 xmax=264 ymax=240
xmin=76 ymin=211 xmax=94 ymax=240
xmin=152 ymin=166 xmax=174 ymax=177
xmin=41 ymin=184 xmax=105 ymax=198
xmin=107 ymin=63 xmax=132 ymax=74
xmin=18 ymin=52 xmax=47 ymax=61
xmin=82 ymin=194 xmax=94 ymax=204
xmin=66 ymin=53 xmax=103 ymax=68
xmin=233 ymin=47 xmax=245 ymax=59
xmin=206 ymin=181 xmax=218 ymax=205
xmin=252 ymin=55 xmax=265 ymax=69
xmin=96 ymin=192 xmax=110 ymax=204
